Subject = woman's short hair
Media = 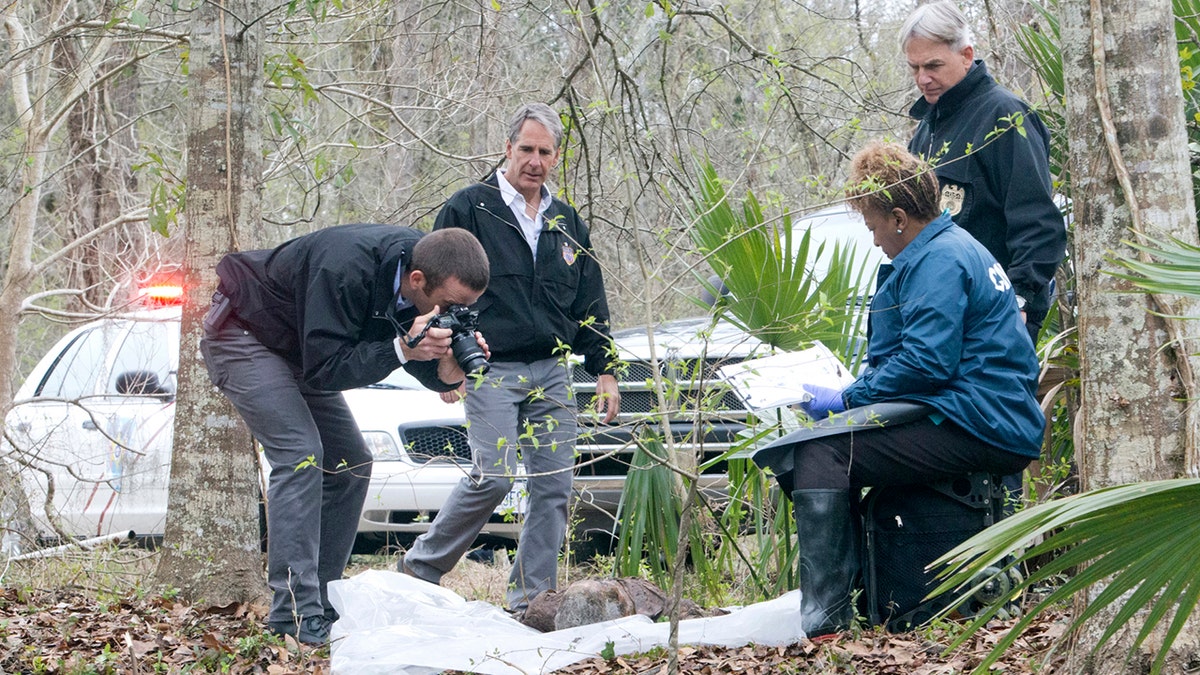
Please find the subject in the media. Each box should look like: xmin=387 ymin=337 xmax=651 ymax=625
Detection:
xmin=845 ymin=141 xmax=942 ymax=223
xmin=507 ymin=103 xmax=564 ymax=147
xmin=411 ymin=228 xmax=490 ymax=293
xmin=899 ymin=1 xmax=973 ymax=52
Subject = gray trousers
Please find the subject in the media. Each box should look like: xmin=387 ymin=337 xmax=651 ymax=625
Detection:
xmin=404 ymin=358 xmax=577 ymax=610
xmin=201 ymin=322 xmax=372 ymax=624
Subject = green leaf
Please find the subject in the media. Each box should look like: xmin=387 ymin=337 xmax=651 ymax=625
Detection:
xmin=129 ymin=10 xmax=149 ymax=28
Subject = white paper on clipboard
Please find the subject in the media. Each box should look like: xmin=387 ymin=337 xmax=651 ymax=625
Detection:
xmin=717 ymin=342 xmax=856 ymax=410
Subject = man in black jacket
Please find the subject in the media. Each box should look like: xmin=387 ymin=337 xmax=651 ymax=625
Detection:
xmin=201 ymin=225 xmax=489 ymax=643
xmin=902 ymin=1 xmax=1065 ymax=340
xmin=402 ymin=103 xmax=620 ymax=613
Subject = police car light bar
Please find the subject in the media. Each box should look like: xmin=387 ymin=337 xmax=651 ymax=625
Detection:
xmin=141 ymin=284 xmax=184 ymax=306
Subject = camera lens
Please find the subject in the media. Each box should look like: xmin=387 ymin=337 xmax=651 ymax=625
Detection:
xmin=451 ymin=333 xmax=490 ymax=376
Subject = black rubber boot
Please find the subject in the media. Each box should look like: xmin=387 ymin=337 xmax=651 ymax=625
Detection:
xmin=792 ymin=488 xmax=860 ymax=637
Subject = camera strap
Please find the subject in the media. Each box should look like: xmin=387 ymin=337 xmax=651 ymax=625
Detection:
xmin=403 ymin=325 xmax=430 ymax=349
xmin=385 ymin=284 xmax=427 ymax=349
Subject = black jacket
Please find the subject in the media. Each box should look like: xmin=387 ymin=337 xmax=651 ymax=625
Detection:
xmin=433 ymin=175 xmax=617 ymax=376
xmin=908 ymin=60 xmax=1066 ymax=319
xmin=214 ymin=223 xmax=449 ymax=392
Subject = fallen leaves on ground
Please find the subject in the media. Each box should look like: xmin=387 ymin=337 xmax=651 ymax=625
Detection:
xmin=0 ymin=584 xmax=1068 ymax=674
xmin=0 ymin=586 xmax=329 ymax=674
xmin=547 ymin=613 xmax=1068 ymax=674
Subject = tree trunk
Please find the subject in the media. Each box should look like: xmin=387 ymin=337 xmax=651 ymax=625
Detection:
xmin=0 ymin=8 xmax=65 ymax=553
xmin=0 ymin=112 xmax=43 ymax=550
xmin=1060 ymin=0 xmax=1200 ymax=669
xmin=153 ymin=0 xmax=267 ymax=606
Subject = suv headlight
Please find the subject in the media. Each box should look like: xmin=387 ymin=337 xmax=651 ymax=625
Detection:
xmin=362 ymin=431 xmax=402 ymax=461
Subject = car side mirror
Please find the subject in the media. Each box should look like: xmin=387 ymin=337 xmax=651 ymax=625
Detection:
xmin=698 ymin=274 xmax=731 ymax=308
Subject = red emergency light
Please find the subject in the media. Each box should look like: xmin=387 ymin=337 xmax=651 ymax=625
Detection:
xmin=140 ymin=284 xmax=184 ymax=306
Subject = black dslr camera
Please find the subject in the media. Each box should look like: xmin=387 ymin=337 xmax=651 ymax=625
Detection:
xmin=427 ymin=304 xmax=490 ymax=376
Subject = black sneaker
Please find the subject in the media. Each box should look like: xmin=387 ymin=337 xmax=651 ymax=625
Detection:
xmin=267 ymin=615 xmax=331 ymax=645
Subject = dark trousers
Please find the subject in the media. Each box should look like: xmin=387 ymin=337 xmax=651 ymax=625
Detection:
xmin=791 ymin=416 xmax=1030 ymax=493
xmin=201 ymin=321 xmax=372 ymax=624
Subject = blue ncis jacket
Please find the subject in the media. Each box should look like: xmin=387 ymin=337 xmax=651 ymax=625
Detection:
xmin=841 ymin=212 xmax=1044 ymax=459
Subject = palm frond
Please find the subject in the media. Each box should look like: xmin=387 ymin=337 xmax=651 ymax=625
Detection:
xmin=930 ymin=479 xmax=1200 ymax=674
xmin=613 ymin=434 xmax=682 ymax=583
xmin=1109 ymin=232 xmax=1200 ymax=300
xmin=689 ymin=161 xmax=875 ymax=364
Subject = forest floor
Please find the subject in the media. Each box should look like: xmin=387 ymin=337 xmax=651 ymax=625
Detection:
xmin=0 ymin=547 xmax=1069 ymax=674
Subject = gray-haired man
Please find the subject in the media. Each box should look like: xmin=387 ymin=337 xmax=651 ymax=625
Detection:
xmin=902 ymin=0 xmax=1065 ymax=341
xmin=402 ymin=103 xmax=620 ymax=612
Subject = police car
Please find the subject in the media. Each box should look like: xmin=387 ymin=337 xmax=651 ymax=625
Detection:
xmin=3 ymin=286 xmax=522 ymax=549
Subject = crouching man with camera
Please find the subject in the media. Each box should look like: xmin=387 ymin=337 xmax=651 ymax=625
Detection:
xmin=402 ymin=103 xmax=621 ymax=614
xmin=200 ymin=225 xmax=490 ymax=644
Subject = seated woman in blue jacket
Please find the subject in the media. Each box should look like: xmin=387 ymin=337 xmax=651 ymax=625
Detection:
xmin=789 ymin=141 xmax=1045 ymax=637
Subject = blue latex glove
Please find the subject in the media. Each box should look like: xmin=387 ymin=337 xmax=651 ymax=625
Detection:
xmin=798 ymin=384 xmax=846 ymax=419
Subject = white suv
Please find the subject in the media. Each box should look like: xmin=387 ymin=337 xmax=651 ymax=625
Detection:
xmin=3 ymin=301 xmax=522 ymax=548
xmin=568 ymin=204 xmax=884 ymax=538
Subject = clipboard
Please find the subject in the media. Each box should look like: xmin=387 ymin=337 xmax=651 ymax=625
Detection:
xmin=718 ymin=342 xmax=855 ymax=410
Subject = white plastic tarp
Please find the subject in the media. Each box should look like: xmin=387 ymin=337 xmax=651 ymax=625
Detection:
xmin=329 ymin=570 xmax=805 ymax=674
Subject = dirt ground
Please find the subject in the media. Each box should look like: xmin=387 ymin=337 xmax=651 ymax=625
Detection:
xmin=0 ymin=547 xmax=1069 ymax=674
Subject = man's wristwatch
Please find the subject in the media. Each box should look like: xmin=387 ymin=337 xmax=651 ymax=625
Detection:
xmin=1015 ymin=294 xmax=1028 ymax=311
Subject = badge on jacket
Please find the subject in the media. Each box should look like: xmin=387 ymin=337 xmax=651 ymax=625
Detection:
xmin=941 ymin=184 xmax=965 ymax=216
xmin=562 ymin=242 xmax=578 ymax=266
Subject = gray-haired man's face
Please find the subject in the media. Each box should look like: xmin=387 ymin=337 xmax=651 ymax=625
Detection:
xmin=905 ymin=37 xmax=973 ymax=105
xmin=504 ymin=119 xmax=560 ymax=203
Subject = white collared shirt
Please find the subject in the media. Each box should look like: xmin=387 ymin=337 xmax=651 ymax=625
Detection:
xmin=497 ymin=169 xmax=552 ymax=261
